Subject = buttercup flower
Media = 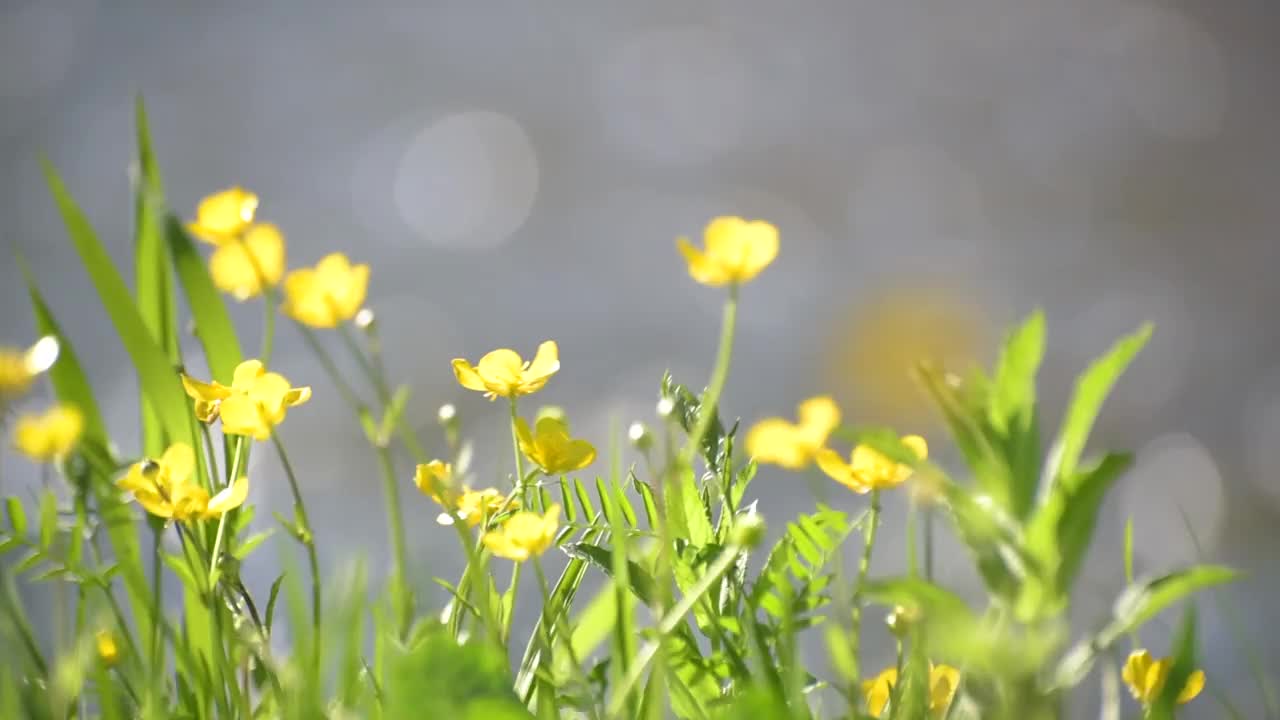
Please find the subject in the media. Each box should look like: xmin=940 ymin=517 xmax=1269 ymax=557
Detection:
xmin=414 ymin=461 xmax=512 ymax=527
xmin=414 ymin=460 xmax=459 ymax=505
xmin=676 ymin=216 xmax=779 ymax=287
xmin=745 ymin=395 xmax=841 ymax=469
xmin=187 ymin=187 xmax=259 ymax=245
xmin=116 ymin=443 xmax=248 ymax=521
xmin=1122 ymin=650 xmax=1205 ymax=706
xmin=181 ymin=359 xmax=311 ymax=440
xmin=816 ymin=434 xmax=928 ymax=494
xmin=449 ymin=488 xmax=508 ymax=528
xmin=13 ymin=403 xmax=83 ymax=462
xmin=452 ymin=341 xmax=559 ymax=400
xmin=0 ymin=336 xmax=58 ymax=397
xmin=515 ymin=416 xmax=595 ymax=475
xmin=96 ymin=630 xmax=121 ymax=666
xmin=862 ymin=664 xmax=960 ymax=718
xmin=281 ymin=253 xmax=370 ymax=328
xmin=482 ymin=505 xmax=560 ymax=562
xmin=209 ymin=223 xmax=286 ymax=300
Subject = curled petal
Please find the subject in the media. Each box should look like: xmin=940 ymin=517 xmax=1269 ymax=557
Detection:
xmin=284 ymin=386 xmax=312 ymax=407
xmin=523 ymin=341 xmax=560 ymax=384
xmin=452 ymin=359 xmax=488 ymax=392
xmin=205 ymin=476 xmax=249 ymax=518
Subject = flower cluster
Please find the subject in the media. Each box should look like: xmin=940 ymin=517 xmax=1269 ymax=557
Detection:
xmin=413 ymin=460 xmax=510 ymax=528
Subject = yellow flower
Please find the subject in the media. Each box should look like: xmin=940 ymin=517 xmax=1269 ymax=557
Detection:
xmin=187 ymin=187 xmax=259 ymax=245
xmin=482 ymin=505 xmax=560 ymax=562
xmin=281 ymin=252 xmax=370 ymax=328
xmin=209 ymin=223 xmax=286 ymax=300
xmin=816 ymin=434 xmax=927 ymax=494
xmin=13 ymin=403 xmax=83 ymax=462
xmin=0 ymin=337 xmax=58 ymax=397
xmin=181 ymin=359 xmax=311 ymax=440
xmin=414 ymin=460 xmax=457 ymax=504
xmin=745 ymin=396 xmax=841 ymax=469
xmin=96 ymin=630 xmax=121 ymax=666
xmin=415 ymin=461 xmax=512 ymax=527
xmin=452 ymin=341 xmax=559 ymax=400
xmin=861 ymin=664 xmax=960 ymax=718
xmin=451 ymin=488 xmax=508 ymax=527
xmin=116 ymin=443 xmax=248 ymax=521
xmin=1122 ymin=650 xmax=1205 ymax=705
xmin=676 ymin=216 xmax=779 ymax=286
xmin=515 ymin=416 xmax=596 ymax=475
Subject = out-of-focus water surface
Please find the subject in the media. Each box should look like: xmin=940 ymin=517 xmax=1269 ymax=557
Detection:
xmin=2 ymin=2 xmax=1278 ymax=717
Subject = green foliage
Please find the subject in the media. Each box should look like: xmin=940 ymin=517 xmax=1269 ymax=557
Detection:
xmin=0 ymin=111 xmax=1242 ymax=720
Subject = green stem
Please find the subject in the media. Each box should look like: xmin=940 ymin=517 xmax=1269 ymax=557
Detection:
xmin=605 ymin=543 xmax=745 ymax=717
xmin=680 ymin=285 xmax=738 ymax=467
xmin=500 ymin=397 xmax=529 ymax=647
xmin=295 ymin=322 xmax=365 ymax=414
xmin=207 ymin=437 xmax=244 ymax=586
xmin=261 ymin=285 xmax=277 ymax=364
xmin=374 ymin=444 xmax=411 ymax=636
xmin=270 ymin=432 xmax=322 ymax=677
xmin=509 ymin=398 xmax=527 ymax=497
xmin=338 ymin=322 xmax=389 ymax=402
xmin=850 ymin=490 xmax=881 ymax=685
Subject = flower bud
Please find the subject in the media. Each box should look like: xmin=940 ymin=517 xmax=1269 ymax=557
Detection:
xmin=628 ymin=422 xmax=652 ymax=452
xmin=656 ymin=397 xmax=676 ymax=418
xmin=353 ymin=308 xmax=376 ymax=330
xmin=730 ymin=513 xmax=767 ymax=548
xmin=885 ymin=604 xmax=920 ymax=637
xmin=535 ymin=405 xmax=566 ymax=423
xmin=96 ymin=630 xmax=121 ymax=667
xmin=437 ymin=403 xmax=457 ymax=426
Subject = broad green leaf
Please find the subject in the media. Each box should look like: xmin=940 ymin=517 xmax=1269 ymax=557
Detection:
xmin=41 ymin=159 xmax=190 ymax=445
xmin=569 ymin=584 xmax=618 ymax=660
xmin=915 ymin=364 xmax=1017 ymax=512
xmin=19 ymin=258 xmax=109 ymax=446
xmin=987 ymin=310 xmax=1046 ymax=518
xmin=133 ymin=97 xmax=179 ymax=457
xmin=1022 ymin=452 xmax=1133 ymax=617
xmin=37 ymin=491 xmax=56 ymax=551
xmin=1053 ymin=566 xmax=1236 ymax=688
xmin=1150 ymin=606 xmax=1199 ymax=720
xmin=939 ymin=479 xmax=1037 ymax=601
xmin=4 ymin=498 xmax=25 ymax=537
xmin=166 ymin=216 xmax=243 ymax=384
xmin=1044 ymin=323 xmax=1152 ymax=483
xmin=231 ymin=530 xmax=274 ymax=560
xmin=862 ymin=577 xmax=979 ymax=628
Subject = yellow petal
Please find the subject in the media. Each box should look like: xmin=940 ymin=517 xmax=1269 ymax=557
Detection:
xmin=284 ymin=386 xmax=311 ymax=407
xmin=1122 ymin=650 xmax=1153 ymax=700
xmin=861 ymin=667 xmax=897 ymax=718
xmin=702 ymin=216 xmax=779 ymax=283
xmin=929 ymin=664 xmax=960 ymax=714
xmin=676 ymin=236 xmax=729 ymax=286
xmin=132 ymin=490 xmax=174 ymax=519
xmin=160 ymin=443 xmax=196 ymax=485
xmin=557 ymin=439 xmax=596 ymax=473
xmin=189 ymin=187 xmax=258 ymax=245
xmin=452 ymin=359 xmax=488 ymax=392
xmin=204 ymin=476 xmax=249 ymax=518
xmin=475 ymin=349 xmax=525 ymax=394
xmin=815 ymin=448 xmax=855 ymax=486
xmin=797 ymin=396 xmax=841 ymax=437
xmin=901 ymin=435 xmax=929 ymax=462
xmin=514 ymin=418 xmax=538 ymax=461
xmin=522 ymin=341 xmax=560 ymax=386
xmin=181 ymin=374 xmax=231 ymax=403
xmin=745 ymin=419 xmax=807 ymax=469
xmin=219 ymin=394 xmax=270 ymax=440
xmin=1177 ymin=669 xmax=1205 ymax=704
xmin=116 ymin=462 xmax=155 ymax=494
xmin=232 ymin=360 xmax=266 ymax=390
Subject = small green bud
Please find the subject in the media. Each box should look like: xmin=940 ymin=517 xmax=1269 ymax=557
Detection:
xmin=628 ymin=422 xmax=652 ymax=451
xmin=731 ymin=513 xmax=767 ymax=548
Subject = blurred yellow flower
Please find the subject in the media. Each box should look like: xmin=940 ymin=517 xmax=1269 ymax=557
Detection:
xmin=745 ymin=396 xmax=841 ymax=469
xmin=415 ymin=461 xmax=513 ymax=527
xmin=862 ymin=663 xmax=960 ymax=718
xmin=209 ymin=223 xmax=285 ymax=300
xmin=515 ymin=416 xmax=595 ymax=475
xmin=181 ymin=359 xmax=311 ymax=440
xmin=116 ymin=443 xmax=249 ymax=521
xmin=13 ymin=403 xmax=83 ymax=462
xmin=676 ymin=216 xmax=778 ymax=286
xmin=1122 ymin=650 xmax=1205 ymax=705
xmin=452 ymin=341 xmax=559 ymax=400
xmin=816 ymin=434 xmax=927 ymax=494
xmin=95 ymin=630 xmax=121 ymax=666
xmin=451 ymin=488 xmax=508 ymax=528
xmin=482 ymin=505 xmax=560 ymax=562
xmin=414 ymin=460 xmax=458 ymax=505
xmin=0 ymin=337 xmax=58 ymax=397
xmin=187 ymin=187 xmax=259 ymax=245
xmin=281 ymin=252 xmax=370 ymax=328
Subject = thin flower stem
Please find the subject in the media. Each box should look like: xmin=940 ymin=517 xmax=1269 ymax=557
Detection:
xmin=850 ymin=489 xmax=882 ymax=686
xmin=500 ymin=397 xmax=528 ymax=648
xmin=207 ymin=437 xmax=244 ymax=586
xmin=294 ymin=322 xmax=365 ymax=414
xmin=509 ymin=398 xmax=527 ymax=497
xmin=680 ymin=284 xmax=739 ymax=467
xmin=374 ymin=444 xmax=412 ymax=636
xmin=269 ymin=432 xmax=322 ymax=677
xmin=261 ymin=286 xmax=277 ymax=365
xmin=337 ymin=322 xmax=390 ymax=403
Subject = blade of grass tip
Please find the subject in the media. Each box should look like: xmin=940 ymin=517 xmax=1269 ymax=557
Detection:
xmin=1178 ymin=507 xmax=1278 ymax=717
xmin=164 ymin=216 xmax=243 ymax=384
xmin=41 ymin=158 xmax=190 ymax=444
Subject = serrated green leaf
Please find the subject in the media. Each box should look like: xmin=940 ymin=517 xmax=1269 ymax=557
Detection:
xmin=1045 ymin=323 xmax=1153 ymax=483
xmin=678 ymin=468 xmax=713 ymax=547
xmin=4 ymin=499 xmax=26 ymax=537
xmin=41 ymin=159 xmax=190 ymax=446
xmin=166 ymin=215 xmax=243 ymax=384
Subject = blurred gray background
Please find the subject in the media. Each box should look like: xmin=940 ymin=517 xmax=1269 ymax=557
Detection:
xmin=2 ymin=1 xmax=1278 ymax=717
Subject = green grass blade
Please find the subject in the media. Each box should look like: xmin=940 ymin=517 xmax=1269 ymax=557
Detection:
xmin=1044 ymin=323 xmax=1152 ymax=484
xmin=986 ymin=310 xmax=1046 ymax=518
xmin=1150 ymin=606 xmax=1198 ymax=720
xmin=166 ymin=215 xmax=243 ymax=384
xmin=41 ymin=158 xmax=191 ymax=445
xmin=18 ymin=257 xmax=109 ymax=447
